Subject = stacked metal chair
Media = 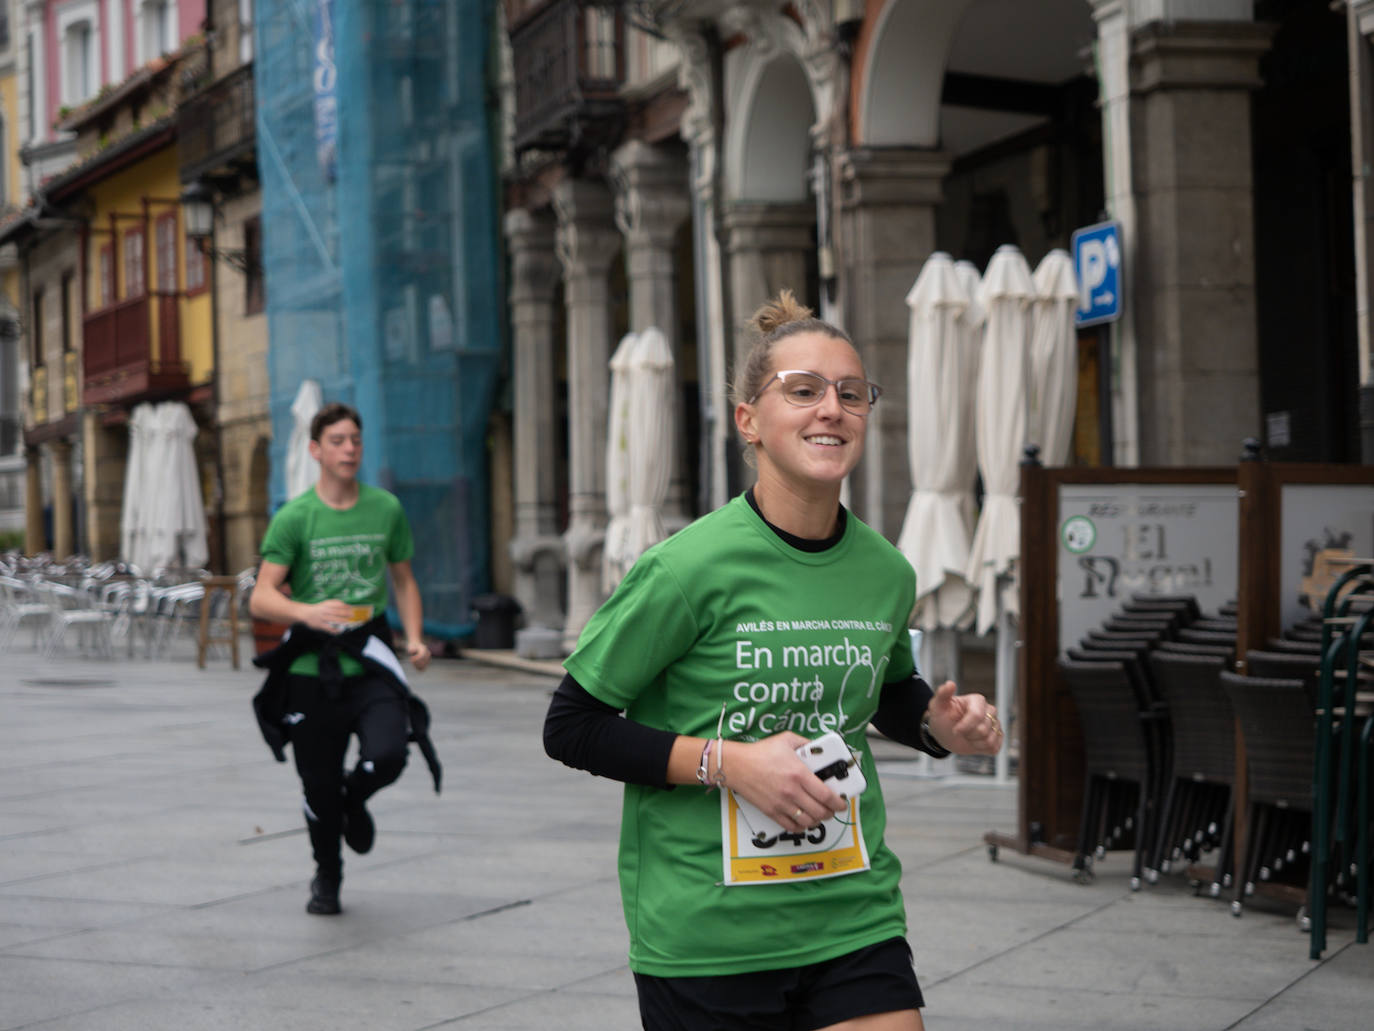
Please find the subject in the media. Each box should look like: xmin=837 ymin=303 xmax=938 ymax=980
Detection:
xmin=1060 ymin=594 xmax=1248 ymax=894
xmin=1148 ymin=649 xmax=1236 ymax=896
xmin=1058 ymin=654 xmax=1158 ymax=889
xmin=1220 ymin=670 xmax=1319 ymax=924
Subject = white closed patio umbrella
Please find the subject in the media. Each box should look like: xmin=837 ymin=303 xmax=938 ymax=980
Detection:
xmin=120 ymin=402 xmax=157 ymax=574
xmin=286 ymin=379 xmax=323 ymax=500
xmin=602 ymin=331 xmax=639 ymax=593
xmin=1029 ymin=249 xmax=1080 ymax=466
xmin=145 ymin=402 xmax=208 ymax=572
xmin=966 ymin=246 xmax=1035 ymax=783
xmin=954 ymin=258 xmax=987 ymax=536
xmin=897 ymin=252 xmax=977 ymax=635
xmin=624 ymin=327 xmax=675 ymax=563
xmin=966 ymin=244 xmax=1035 ymax=636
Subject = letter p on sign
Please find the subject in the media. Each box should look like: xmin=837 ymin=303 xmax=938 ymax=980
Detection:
xmin=1071 ymin=221 xmax=1122 ymax=328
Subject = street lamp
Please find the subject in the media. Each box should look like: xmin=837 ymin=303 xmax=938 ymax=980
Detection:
xmin=179 ymin=180 xmax=254 ymax=274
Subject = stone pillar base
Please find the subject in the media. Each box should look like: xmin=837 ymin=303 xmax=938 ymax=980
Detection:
xmin=516 ymin=626 xmax=566 ymax=661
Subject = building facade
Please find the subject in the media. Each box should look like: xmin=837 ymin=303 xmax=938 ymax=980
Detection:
xmin=499 ymin=0 xmax=1362 ymax=650
xmin=252 ymin=0 xmax=505 ymax=637
xmin=0 ymin=0 xmax=23 ymax=545
xmin=3 ymin=2 xmax=212 ymax=563
xmin=178 ymin=0 xmax=264 ymax=575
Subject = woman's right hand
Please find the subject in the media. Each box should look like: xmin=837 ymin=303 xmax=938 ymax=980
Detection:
xmin=723 ymin=732 xmax=849 ymax=833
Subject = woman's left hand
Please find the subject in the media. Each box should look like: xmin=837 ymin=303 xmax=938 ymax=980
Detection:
xmin=925 ymin=681 xmax=1003 ymax=755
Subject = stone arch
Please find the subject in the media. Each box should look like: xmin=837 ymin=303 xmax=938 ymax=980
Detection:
xmin=726 ymin=49 xmax=817 ymax=203
xmin=860 ymin=0 xmax=973 ymax=147
xmin=720 ymin=4 xmax=846 ymax=205
xmin=859 ymin=0 xmax=1095 ymax=152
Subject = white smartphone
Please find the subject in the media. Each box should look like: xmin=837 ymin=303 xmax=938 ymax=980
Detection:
xmin=796 ymin=731 xmax=867 ymax=800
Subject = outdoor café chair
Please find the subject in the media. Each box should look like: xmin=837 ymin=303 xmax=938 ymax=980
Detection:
xmin=1147 ymin=650 xmax=1236 ymax=894
xmin=1219 ymin=670 xmax=1319 ymax=926
xmin=1059 ymin=656 xmax=1160 ymax=890
xmin=0 ymin=575 xmax=53 ymax=651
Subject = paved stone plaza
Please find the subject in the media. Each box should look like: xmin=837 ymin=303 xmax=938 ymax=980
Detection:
xmin=1 ymin=636 xmax=1371 ymax=1029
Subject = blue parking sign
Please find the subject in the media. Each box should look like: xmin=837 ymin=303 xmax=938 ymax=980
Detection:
xmin=1072 ymin=221 xmax=1122 ymax=327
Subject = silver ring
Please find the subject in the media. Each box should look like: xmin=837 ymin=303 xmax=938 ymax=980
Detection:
xmin=793 ymin=808 xmax=803 ymax=821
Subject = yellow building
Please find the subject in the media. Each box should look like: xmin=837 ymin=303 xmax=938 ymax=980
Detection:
xmin=1 ymin=46 xmax=219 ymax=565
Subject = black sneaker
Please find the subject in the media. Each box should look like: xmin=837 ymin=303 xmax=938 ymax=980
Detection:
xmin=306 ymin=874 xmax=341 ymax=915
xmin=343 ymin=792 xmax=375 ymax=855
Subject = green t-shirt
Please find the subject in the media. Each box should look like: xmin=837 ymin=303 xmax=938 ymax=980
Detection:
xmin=259 ymin=484 xmax=415 ymax=676
xmin=564 ymin=494 xmax=917 ymax=977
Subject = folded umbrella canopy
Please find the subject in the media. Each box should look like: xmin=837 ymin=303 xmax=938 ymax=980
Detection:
xmin=624 ymin=327 xmax=675 ymax=564
xmin=150 ymin=402 xmax=208 ymax=572
xmin=123 ymin=402 xmax=207 ymax=574
xmin=897 ymin=252 xmax=979 ymax=632
xmin=601 ymin=332 xmax=639 ymax=594
xmin=286 ymin=379 xmax=323 ymax=500
xmin=120 ymin=403 xmax=158 ymax=574
xmin=966 ymin=244 xmax=1035 ymax=637
xmin=1029 ymin=249 xmax=1080 ymax=466
xmin=955 ymin=258 xmax=987 ymax=538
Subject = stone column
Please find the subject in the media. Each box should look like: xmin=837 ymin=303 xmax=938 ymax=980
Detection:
xmin=1091 ymin=0 xmax=1141 ymax=465
xmin=836 ymin=147 xmax=950 ymax=539
xmin=83 ymin=411 xmax=125 ymax=561
xmin=1128 ymin=20 xmax=1272 ymax=465
xmin=1349 ymin=0 xmax=1374 ymax=460
xmin=609 ymin=139 xmax=693 ymax=529
xmin=50 ymin=438 xmax=73 ymax=557
xmin=504 ymin=207 xmax=566 ymax=656
xmin=24 ymin=447 xmax=44 ymax=553
xmin=724 ymin=202 xmax=816 ymax=376
xmin=553 ymin=178 xmax=621 ymax=650
xmin=673 ymin=27 xmax=732 ymax=512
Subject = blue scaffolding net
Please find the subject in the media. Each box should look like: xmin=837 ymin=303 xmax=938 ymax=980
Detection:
xmin=255 ymin=0 xmax=504 ymax=639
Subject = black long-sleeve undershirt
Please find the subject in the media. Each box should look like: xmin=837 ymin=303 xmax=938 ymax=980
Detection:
xmin=542 ymin=670 xmax=950 ymax=788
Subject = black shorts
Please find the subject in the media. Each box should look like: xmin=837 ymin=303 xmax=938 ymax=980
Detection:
xmin=633 ymin=937 xmax=924 ymax=1031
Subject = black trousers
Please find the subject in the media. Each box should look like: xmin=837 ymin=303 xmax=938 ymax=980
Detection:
xmin=286 ymin=673 xmax=409 ymax=879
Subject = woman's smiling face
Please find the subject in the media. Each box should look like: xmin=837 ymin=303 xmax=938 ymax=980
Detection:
xmin=738 ymin=330 xmax=870 ymax=491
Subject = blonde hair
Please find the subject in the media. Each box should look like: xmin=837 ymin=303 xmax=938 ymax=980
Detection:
xmin=729 ymin=289 xmax=856 ymax=408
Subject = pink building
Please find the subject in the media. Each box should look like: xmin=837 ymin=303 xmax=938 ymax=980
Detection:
xmin=21 ymin=0 xmax=208 ymax=187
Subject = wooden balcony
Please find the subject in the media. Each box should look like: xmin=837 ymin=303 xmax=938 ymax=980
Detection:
xmin=178 ymin=62 xmax=256 ymax=185
xmin=508 ymin=0 xmax=626 ymax=158
xmin=83 ymin=293 xmax=190 ymax=405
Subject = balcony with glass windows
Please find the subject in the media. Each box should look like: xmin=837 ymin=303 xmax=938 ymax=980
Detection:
xmin=507 ymin=0 xmax=626 ymax=159
xmin=82 ymin=292 xmax=189 ymax=405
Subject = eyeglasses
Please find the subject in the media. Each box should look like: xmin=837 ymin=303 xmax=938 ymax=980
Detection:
xmin=748 ymin=370 xmax=883 ymax=415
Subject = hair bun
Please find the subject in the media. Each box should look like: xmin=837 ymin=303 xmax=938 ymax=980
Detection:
xmin=750 ymin=288 xmax=813 ymax=337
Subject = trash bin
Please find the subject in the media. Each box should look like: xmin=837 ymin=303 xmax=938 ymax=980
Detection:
xmin=471 ymin=593 xmax=522 ymax=649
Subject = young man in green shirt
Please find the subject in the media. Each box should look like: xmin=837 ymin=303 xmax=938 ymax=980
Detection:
xmin=251 ymin=402 xmax=431 ymax=914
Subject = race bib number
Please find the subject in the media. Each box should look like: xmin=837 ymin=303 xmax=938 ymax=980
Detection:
xmin=720 ymin=791 xmax=870 ymax=886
